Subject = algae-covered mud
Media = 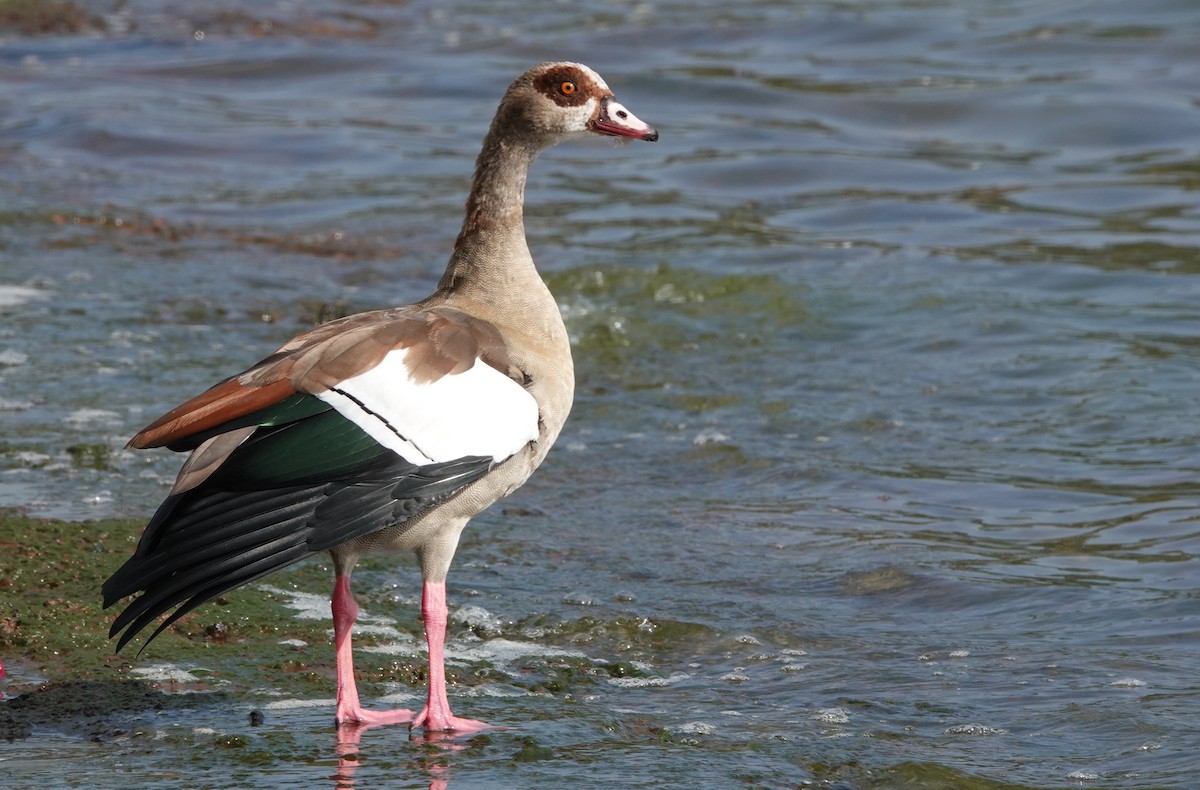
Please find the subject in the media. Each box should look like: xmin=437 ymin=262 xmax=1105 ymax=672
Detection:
xmin=0 ymin=509 xmax=399 ymax=744
xmin=0 ymin=511 xmax=351 ymax=685
xmin=3 ymin=0 xmax=1200 ymax=787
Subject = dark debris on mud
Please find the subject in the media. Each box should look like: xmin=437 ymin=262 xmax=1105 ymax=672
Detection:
xmin=0 ymin=679 xmax=218 ymax=742
xmin=0 ymin=0 xmax=107 ymax=35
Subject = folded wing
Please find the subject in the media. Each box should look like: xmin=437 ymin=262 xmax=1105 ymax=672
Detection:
xmin=103 ymin=306 xmax=538 ymax=651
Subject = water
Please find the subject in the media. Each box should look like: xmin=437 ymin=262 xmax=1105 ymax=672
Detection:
xmin=2 ymin=0 xmax=1199 ymax=786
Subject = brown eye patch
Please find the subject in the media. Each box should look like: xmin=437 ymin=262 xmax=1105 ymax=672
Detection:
xmin=533 ymin=67 xmax=593 ymax=107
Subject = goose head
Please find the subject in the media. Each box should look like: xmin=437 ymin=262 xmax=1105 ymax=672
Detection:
xmin=496 ymin=61 xmax=658 ymax=147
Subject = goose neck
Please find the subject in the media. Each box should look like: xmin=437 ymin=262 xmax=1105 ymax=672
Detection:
xmin=439 ymin=127 xmax=546 ymax=294
xmin=459 ymin=131 xmax=541 ymax=241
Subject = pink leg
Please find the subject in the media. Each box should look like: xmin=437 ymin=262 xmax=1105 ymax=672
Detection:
xmin=332 ymin=574 xmax=414 ymax=727
xmin=410 ymin=580 xmax=488 ymax=733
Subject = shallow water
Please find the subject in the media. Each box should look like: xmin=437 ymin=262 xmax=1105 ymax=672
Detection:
xmin=2 ymin=0 xmax=1200 ymax=787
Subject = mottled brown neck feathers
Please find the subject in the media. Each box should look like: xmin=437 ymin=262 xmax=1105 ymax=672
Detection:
xmin=439 ymin=105 xmax=544 ymax=294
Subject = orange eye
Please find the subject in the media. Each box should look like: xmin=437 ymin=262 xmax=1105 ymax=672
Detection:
xmin=559 ymin=81 xmax=577 ymax=96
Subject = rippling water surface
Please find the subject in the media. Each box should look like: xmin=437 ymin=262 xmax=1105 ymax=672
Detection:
xmin=2 ymin=0 xmax=1199 ymax=787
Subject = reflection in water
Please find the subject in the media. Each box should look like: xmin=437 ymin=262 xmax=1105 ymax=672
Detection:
xmin=332 ymin=726 xmax=361 ymax=790
xmin=334 ymin=722 xmax=457 ymax=790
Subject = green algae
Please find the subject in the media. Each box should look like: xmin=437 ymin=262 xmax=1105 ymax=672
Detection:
xmin=861 ymin=762 xmax=1081 ymax=790
xmin=65 ymin=443 xmax=111 ymax=470
xmin=510 ymin=735 xmax=554 ymax=762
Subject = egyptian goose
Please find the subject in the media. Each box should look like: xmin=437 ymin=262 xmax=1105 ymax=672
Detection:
xmin=102 ymin=62 xmax=657 ymax=733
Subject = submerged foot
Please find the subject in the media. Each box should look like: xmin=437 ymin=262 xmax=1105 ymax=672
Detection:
xmin=336 ymin=704 xmax=415 ymax=728
xmin=410 ymin=706 xmax=489 ymax=735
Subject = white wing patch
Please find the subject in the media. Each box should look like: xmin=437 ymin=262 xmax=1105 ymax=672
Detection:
xmin=316 ymin=347 xmax=538 ymax=466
